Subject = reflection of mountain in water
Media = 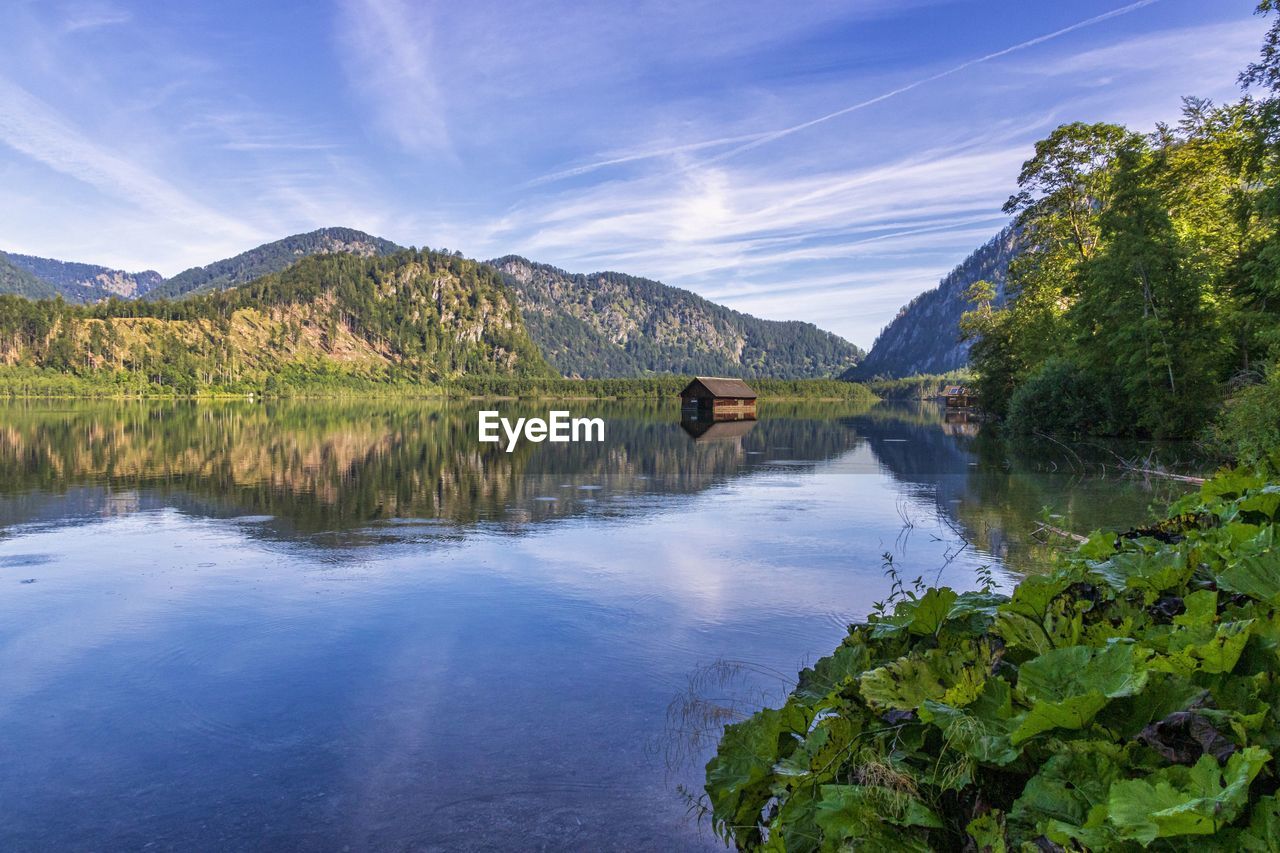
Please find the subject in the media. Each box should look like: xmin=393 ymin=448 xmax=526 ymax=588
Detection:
xmin=850 ymin=402 xmax=1195 ymax=573
xmin=0 ymin=400 xmax=867 ymax=543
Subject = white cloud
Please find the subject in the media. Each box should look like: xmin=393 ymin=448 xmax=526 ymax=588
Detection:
xmin=336 ymin=0 xmax=450 ymax=153
xmin=529 ymin=0 xmax=1171 ymax=185
xmin=60 ymin=1 xmax=132 ymax=32
xmin=0 ymin=75 xmax=255 ymax=244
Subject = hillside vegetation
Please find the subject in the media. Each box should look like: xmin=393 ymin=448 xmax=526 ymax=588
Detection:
xmin=0 ymin=249 xmax=552 ymax=393
xmin=958 ymin=12 xmax=1280 ymax=444
xmin=4 ymin=253 xmax=162 ymax=301
xmin=444 ymin=375 xmax=878 ymax=402
xmin=493 ymin=256 xmax=864 ymax=379
xmin=146 ymin=227 xmax=403 ymax=300
xmin=0 ymin=252 xmax=58 ymax=300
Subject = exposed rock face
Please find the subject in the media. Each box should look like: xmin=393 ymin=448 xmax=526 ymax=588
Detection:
xmin=3 ymin=253 xmax=163 ymax=302
xmin=492 ymin=256 xmax=864 ymax=379
xmin=846 ymin=227 xmax=1021 ymax=380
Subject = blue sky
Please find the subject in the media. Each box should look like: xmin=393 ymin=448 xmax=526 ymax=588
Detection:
xmin=0 ymin=0 xmax=1266 ymax=347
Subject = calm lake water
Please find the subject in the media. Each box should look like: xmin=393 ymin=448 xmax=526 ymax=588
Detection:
xmin=0 ymin=399 xmax=1193 ymax=851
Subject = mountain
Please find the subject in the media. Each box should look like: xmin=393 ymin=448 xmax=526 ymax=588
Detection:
xmin=492 ymin=256 xmax=864 ymax=379
xmin=0 ymin=252 xmax=58 ymax=300
xmin=0 ymin=249 xmax=552 ymax=390
xmin=4 ymin=253 xmax=162 ymax=302
xmin=2 ymin=227 xmax=865 ymax=381
xmin=146 ymin=227 xmax=404 ymax=300
xmin=845 ymin=227 xmax=1020 ymax=380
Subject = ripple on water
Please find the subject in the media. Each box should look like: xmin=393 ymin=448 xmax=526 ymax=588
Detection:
xmin=0 ymin=553 xmax=54 ymax=568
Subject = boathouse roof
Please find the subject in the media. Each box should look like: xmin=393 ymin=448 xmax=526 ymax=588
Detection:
xmin=679 ymin=377 xmax=758 ymax=399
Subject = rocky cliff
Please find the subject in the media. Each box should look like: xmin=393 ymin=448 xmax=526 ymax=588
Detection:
xmin=845 ymin=227 xmax=1020 ymax=380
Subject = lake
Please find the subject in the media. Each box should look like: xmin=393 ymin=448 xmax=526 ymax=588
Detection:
xmin=0 ymin=399 xmax=1192 ymax=851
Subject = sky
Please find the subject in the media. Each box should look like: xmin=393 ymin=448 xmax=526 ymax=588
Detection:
xmin=0 ymin=0 xmax=1268 ymax=348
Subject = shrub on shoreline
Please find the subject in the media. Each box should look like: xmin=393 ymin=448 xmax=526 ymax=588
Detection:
xmin=705 ymin=466 xmax=1280 ymax=850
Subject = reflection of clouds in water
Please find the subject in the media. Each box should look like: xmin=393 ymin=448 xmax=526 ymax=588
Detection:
xmin=0 ymin=399 xmax=1194 ymax=849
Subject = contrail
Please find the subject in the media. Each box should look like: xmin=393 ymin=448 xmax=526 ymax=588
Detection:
xmin=696 ymin=0 xmax=1165 ymax=167
xmin=533 ymin=0 xmax=1165 ymax=184
xmin=524 ymin=132 xmax=773 ymax=187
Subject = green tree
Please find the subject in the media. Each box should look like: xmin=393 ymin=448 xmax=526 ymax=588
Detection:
xmin=1073 ymin=145 xmax=1217 ymax=436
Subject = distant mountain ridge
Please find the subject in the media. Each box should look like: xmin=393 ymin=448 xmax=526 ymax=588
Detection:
xmin=5 ymin=252 xmax=163 ymax=301
xmin=493 ymin=256 xmax=864 ymax=379
xmin=0 ymin=228 xmax=867 ymax=381
xmin=846 ymin=228 xmax=1020 ymax=380
xmin=0 ymin=252 xmax=58 ymax=300
xmin=0 ymin=249 xmax=551 ymax=389
xmin=147 ymin=227 xmax=404 ymax=300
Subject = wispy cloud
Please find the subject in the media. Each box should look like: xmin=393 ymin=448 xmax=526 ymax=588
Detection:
xmin=468 ymin=139 xmax=1024 ymax=336
xmin=0 ymin=0 xmax=1264 ymax=347
xmin=524 ymin=133 xmax=772 ymax=187
xmin=336 ymin=0 xmax=450 ymax=152
xmin=532 ymin=0 xmax=1169 ymax=185
xmin=0 ymin=75 xmax=256 ymax=242
xmin=1017 ymin=17 xmax=1261 ymax=81
xmin=695 ymin=0 xmax=1168 ymax=167
xmin=60 ymin=1 xmax=132 ymax=33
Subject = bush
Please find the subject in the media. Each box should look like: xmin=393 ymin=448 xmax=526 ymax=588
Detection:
xmin=1006 ymin=358 xmax=1108 ymax=436
xmin=705 ymin=467 xmax=1280 ymax=850
xmin=1212 ymin=367 xmax=1280 ymax=465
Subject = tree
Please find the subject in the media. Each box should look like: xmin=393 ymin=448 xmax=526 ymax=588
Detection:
xmin=1073 ymin=145 xmax=1217 ymax=436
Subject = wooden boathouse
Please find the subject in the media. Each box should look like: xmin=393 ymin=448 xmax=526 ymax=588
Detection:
xmin=942 ymin=385 xmax=974 ymax=409
xmin=679 ymin=377 xmax=758 ymax=421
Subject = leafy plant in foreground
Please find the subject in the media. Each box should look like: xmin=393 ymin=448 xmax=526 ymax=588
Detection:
xmin=705 ymin=467 xmax=1280 ymax=850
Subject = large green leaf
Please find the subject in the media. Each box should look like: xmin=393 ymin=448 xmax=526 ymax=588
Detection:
xmin=705 ymin=703 xmax=806 ymax=838
xmin=1011 ymin=641 xmax=1149 ymax=744
xmin=1150 ymin=619 xmax=1254 ymax=676
xmin=870 ymin=587 xmax=959 ymax=639
xmin=859 ymin=643 xmax=991 ymax=711
xmin=1216 ymin=526 xmax=1280 ymax=603
xmin=813 ymin=784 xmax=938 ymax=849
xmin=1239 ymin=485 xmax=1280 ymax=522
xmin=993 ymin=572 xmax=1092 ymax=654
xmin=793 ymin=638 xmax=872 ymax=706
xmin=919 ymin=699 xmax=1020 ymax=766
xmin=1222 ymin=793 xmax=1280 ymax=851
xmin=1107 ymin=746 xmax=1271 ymax=844
xmin=1096 ymin=545 xmax=1191 ymax=598
xmin=965 ymin=810 xmax=1008 ymax=853
xmin=1010 ymin=741 xmax=1125 ymax=848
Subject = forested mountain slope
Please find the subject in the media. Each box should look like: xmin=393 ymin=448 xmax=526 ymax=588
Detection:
xmin=492 ymin=256 xmax=864 ymax=378
xmin=2 ymin=228 xmax=864 ymax=381
xmin=0 ymin=249 xmax=552 ymax=391
xmin=845 ymin=228 xmax=1020 ymax=380
xmin=4 ymin=253 xmax=162 ymax=302
xmin=0 ymin=252 xmax=58 ymax=300
xmin=147 ymin=227 xmax=404 ymax=300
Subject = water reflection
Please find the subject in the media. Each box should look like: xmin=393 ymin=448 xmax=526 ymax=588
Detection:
xmin=0 ymin=400 xmax=864 ymax=540
xmin=0 ymin=399 xmax=1196 ymax=850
